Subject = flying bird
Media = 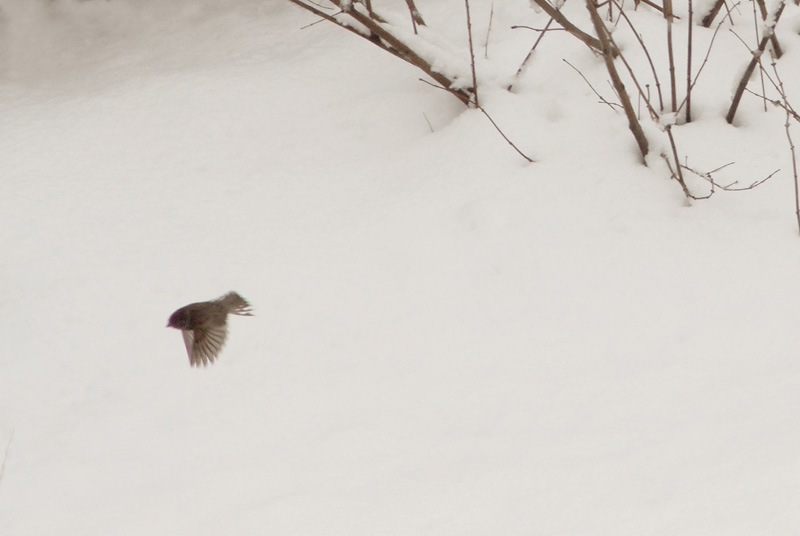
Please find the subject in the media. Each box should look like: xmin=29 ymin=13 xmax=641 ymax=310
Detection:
xmin=167 ymin=291 xmax=253 ymax=366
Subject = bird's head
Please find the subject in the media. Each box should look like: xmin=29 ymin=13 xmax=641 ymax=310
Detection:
xmin=167 ymin=308 xmax=189 ymax=329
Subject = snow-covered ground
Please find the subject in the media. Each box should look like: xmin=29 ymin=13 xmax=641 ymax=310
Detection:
xmin=1 ymin=0 xmax=798 ymax=534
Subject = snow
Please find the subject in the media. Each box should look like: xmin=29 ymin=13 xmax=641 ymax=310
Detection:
xmin=1 ymin=0 xmax=799 ymax=534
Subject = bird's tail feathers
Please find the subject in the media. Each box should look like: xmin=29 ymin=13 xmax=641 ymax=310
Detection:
xmin=220 ymin=291 xmax=253 ymax=316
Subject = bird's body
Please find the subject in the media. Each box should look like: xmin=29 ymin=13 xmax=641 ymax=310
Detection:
xmin=167 ymin=292 xmax=252 ymax=366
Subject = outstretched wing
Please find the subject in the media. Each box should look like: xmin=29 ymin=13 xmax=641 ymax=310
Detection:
xmin=181 ymin=329 xmax=194 ymax=361
xmin=183 ymin=325 xmax=228 ymax=367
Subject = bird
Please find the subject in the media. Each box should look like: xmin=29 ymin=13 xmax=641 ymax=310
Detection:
xmin=167 ymin=291 xmax=253 ymax=367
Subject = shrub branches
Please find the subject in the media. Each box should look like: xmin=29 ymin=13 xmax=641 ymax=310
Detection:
xmin=286 ymin=0 xmax=796 ymax=210
xmin=286 ymin=0 xmax=473 ymax=105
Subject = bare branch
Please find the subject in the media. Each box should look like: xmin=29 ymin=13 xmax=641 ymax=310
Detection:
xmin=484 ymin=2 xmax=494 ymax=59
xmin=528 ymin=0 xmax=610 ymax=55
xmin=755 ymin=0 xmax=783 ymax=57
xmin=662 ymin=153 xmax=701 ymax=201
xmin=765 ymin=58 xmax=800 ymax=234
xmin=788 ymin=110 xmax=800 ymax=234
xmin=418 ymin=82 xmax=534 ymax=163
xmin=665 ymin=126 xmax=694 ymax=198
xmin=405 ymin=0 xmax=425 ymax=33
xmin=745 ymin=88 xmax=800 ymax=122
xmin=563 ymin=59 xmax=622 ymax=111
xmin=287 ymin=0 xmax=472 ymax=105
xmin=726 ymin=0 xmax=785 ymax=124
xmin=700 ymin=0 xmax=726 ymax=27
xmin=417 ymin=78 xmax=473 ymax=105
xmin=686 ymin=0 xmax=693 ymax=121
xmin=510 ymin=24 xmax=566 ymax=32
xmin=465 ymin=0 xmax=480 ymax=108
xmin=610 ymin=0 xmax=664 ymax=111
xmin=676 ymin=3 xmax=737 ymax=116
xmin=636 ymin=0 xmax=668 ymax=14
xmin=0 ymin=429 xmax=14 ymax=486
xmin=586 ymin=0 xmax=649 ymax=159
xmin=663 ymin=0 xmax=678 ymax=112
xmin=476 ymin=106 xmax=535 ymax=163
xmin=508 ymin=18 xmax=556 ymax=91
xmin=681 ymin=163 xmax=778 ymax=191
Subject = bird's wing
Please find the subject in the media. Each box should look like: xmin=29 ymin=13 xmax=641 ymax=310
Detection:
xmin=189 ymin=325 xmax=228 ymax=367
xmin=181 ymin=330 xmax=195 ymax=364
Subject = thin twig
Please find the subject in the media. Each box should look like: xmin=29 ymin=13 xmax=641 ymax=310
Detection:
xmin=563 ymin=59 xmax=622 ymax=111
xmin=767 ymin=59 xmax=800 ymax=234
xmin=405 ymin=0 xmax=426 ymax=33
xmin=610 ymin=0 xmax=664 ymax=112
xmin=420 ymin=77 xmax=534 ymax=162
xmin=484 ymin=2 xmax=494 ymax=59
xmin=726 ymin=0 xmax=786 ymax=124
xmin=744 ymin=87 xmax=800 ymax=121
xmin=586 ymin=0 xmax=649 ymax=159
xmin=707 ymin=161 xmax=736 ymax=175
xmin=599 ymin=29 xmax=661 ymax=121
xmin=288 ymin=0 xmax=349 ymax=28
xmin=682 ymin=163 xmax=778 ymax=191
xmin=465 ymin=0 xmax=479 ymax=108
xmin=665 ymin=126 xmax=694 ymax=198
xmin=305 ymin=0 xmax=335 ymax=9
xmin=789 ymin=111 xmax=799 ymax=234
xmin=0 ymin=429 xmax=14 ymax=486
xmin=529 ymin=0 xmax=609 ymax=54
xmin=511 ymin=24 xmax=566 ymax=32
xmin=755 ymin=0 xmax=783 ymax=57
xmin=637 ymin=0 xmax=668 ymax=13
xmin=686 ymin=0 xmax=693 ymax=121
xmin=508 ymin=18 xmax=556 ymax=91
xmin=662 ymin=153 xmax=701 ymax=201
xmin=422 ymin=112 xmax=434 ymax=133
xmin=664 ymin=0 xmax=678 ymax=112
xmin=751 ymin=0 xmax=768 ymax=112
xmin=676 ymin=3 xmax=737 ymax=115
xmin=299 ymin=5 xmax=343 ymax=30
xmin=477 ymin=106 xmax=535 ymax=163
xmin=417 ymin=78 xmax=473 ymax=104
xmin=287 ymin=0 xmax=472 ymax=104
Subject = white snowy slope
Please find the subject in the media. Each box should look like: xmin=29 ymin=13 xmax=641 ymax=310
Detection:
xmin=0 ymin=0 xmax=798 ymax=534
